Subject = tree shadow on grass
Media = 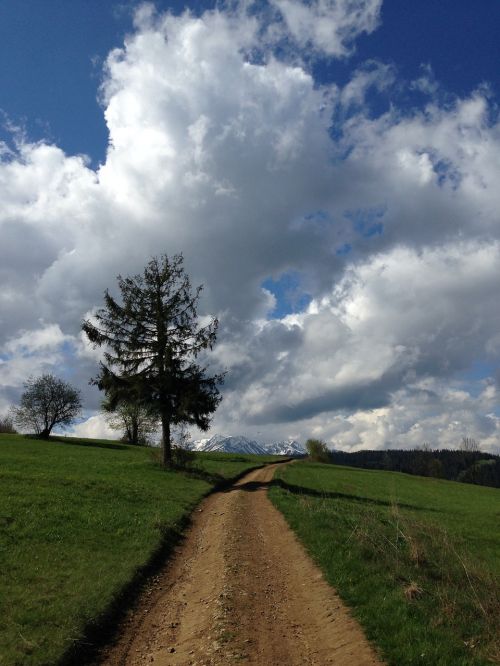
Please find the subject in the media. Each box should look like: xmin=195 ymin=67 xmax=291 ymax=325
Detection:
xmin=58 ymin=461 xmax=277 ymax=665
xmin=230 ymin=477 xmax=439 ymax=513
xmin=48 ymin=436 xmax=128 ymax=451
xmin=58 ymin=519 xmax=189 ymax=666
xmin=148 ymin=457 xmax=225 ymax=485
xmin=167 ymin=457 xmax=291 ymax=486
xmin=179 ymin=466 xmax=225 ymax=485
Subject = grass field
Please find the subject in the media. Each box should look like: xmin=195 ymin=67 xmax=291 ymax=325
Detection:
xmin=0 ymin=433 xmax=278 ymax=666
xmin=270 ymin=462 xmax=500 ymax=666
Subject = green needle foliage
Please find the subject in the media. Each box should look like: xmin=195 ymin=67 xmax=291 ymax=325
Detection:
xmin=82 ymin=254 xmax=224 ymax=466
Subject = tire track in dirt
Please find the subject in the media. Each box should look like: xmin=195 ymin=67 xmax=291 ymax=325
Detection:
xmin=96 ymin=463 xmax=383 ymax=665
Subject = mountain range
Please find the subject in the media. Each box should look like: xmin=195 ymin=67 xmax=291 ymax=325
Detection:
xmin=187 ymin=434 xmax=306 ymax=457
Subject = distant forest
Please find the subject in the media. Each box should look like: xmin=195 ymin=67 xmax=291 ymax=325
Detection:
xmin=329 ymin=449 xmax=500 ymax=489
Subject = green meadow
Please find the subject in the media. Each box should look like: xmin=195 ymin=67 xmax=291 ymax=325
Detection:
xmin=270 ymin=462 xmax=500 ymax=665
xmin=3 ymin=434 xmax=499 ymax=666
xmin=0 ymin=433 xmax=278 ymax=666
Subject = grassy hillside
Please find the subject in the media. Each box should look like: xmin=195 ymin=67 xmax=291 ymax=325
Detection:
xmin=270 ymin=462 xmax=500 ymax=665
xmin=0 ymin=433 xmax=278 ymax=666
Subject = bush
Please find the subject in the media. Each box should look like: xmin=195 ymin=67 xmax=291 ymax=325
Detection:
xmin=149 ymin=445 xmax=197 ymax=470
xmin=305 ymin=438 xmax=331 ymax=463
xmin=172 ymin=446 xmax=197 ymax=469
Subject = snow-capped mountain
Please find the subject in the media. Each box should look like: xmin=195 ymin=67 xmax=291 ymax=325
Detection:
xmin=265 ymin=440 xmax=306 ymax=456
xmin=188 ymin=435 xmax=305 ymax=457
xmin=190 ymin=434 xmax=267 ymax=455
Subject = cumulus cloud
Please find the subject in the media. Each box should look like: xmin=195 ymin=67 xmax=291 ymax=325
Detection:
xmin=339 ymin=60 xmax=395 ymax=109
xmin=209 ymin=240 xmax=500 ymax=449
xmin=0 ymin=324 xmax=71 ymax=388
xmin=1 ymin=1 xmax=500 ymax=451
xmin=272 ymin=0 xmax=382 ymax=56
xmin=68 ymin=413 xmax=117 ymax=440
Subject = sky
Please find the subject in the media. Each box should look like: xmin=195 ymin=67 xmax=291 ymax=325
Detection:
xmin=1 ymin=0 xmax=500 ymax=451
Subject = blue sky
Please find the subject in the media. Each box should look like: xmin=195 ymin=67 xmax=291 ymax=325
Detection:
xmin=1 ymin=0 xmax=500 ymax=450
xmin=1 ymin=1 xmax=499 ymax=164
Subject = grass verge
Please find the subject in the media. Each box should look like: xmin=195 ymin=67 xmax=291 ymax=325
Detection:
xmin=0 ymin=433 xmax=278 ymax=666
xmin=269 ymin=462 xmax=500 ymax=665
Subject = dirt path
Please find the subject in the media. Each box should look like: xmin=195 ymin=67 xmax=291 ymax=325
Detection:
xmin=97 ymin=463 xmax=383 ymax=665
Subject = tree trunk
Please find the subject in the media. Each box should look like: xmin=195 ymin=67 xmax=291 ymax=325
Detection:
xmin=161 ymin=413 xmax=172 ymax=467
xmin=39 ymin=428 xmax=51 ymax=439
xmin=132 ymin=419 xmax=139 ymax=446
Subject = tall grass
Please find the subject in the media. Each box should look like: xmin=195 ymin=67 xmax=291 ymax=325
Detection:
xmin=270 ymin=463 xmax=500 ymax=665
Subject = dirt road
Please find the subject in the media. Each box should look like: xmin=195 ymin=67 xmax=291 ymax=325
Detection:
xmin=97 ymin=463 xmax=382 ymax=665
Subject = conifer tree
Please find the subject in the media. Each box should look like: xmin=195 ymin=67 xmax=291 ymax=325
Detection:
xmin=82 ymin=254 xmax=223 ymax=466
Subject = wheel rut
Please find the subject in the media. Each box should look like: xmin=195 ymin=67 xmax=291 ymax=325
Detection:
xmin=96 ymin=463 xmax=383 ymax=665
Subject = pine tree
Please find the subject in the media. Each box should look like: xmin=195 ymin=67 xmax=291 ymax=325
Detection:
xmin=82 ymin=254 xmax=223 ymax=465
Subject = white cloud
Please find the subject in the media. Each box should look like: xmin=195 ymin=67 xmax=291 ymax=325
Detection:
xmin=0 ymin=324 xmax=73 ymax=389
xmin=4 ymin=323 xmax=70 ymax=355
xmin=206 ymin=239 xmax=500 ymax=451
xmin=69 ymin=414 xmax=117 ymax=440
xmin=330 ymin=380 xmax=500 ymax=454
xmin=273 ymin=0 xmax=382 ymax=56
xmin=339 ymin=60 xmax=395 ymax=108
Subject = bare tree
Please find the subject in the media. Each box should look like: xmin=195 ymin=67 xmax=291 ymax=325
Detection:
xmin=419 ymin=442 xmax=433 ymax=452
xmin=0 ymin=413 xmax=17 ymax=434
xmin=171 ymin=424 xmax=197 ymax=468
xmin=11 ymin=374 xmax=82 ymax=438
xmin=172 ymin=424 xmax=191 ymax=449
xmin=103 ymin=400 xmax=159 ymax=445
xmin=461 ymin=436 xmax=480 ymax=452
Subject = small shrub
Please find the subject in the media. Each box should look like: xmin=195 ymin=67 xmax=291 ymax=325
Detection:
xmin=305 ymin=438 xmax=331 ymax=463
xmin=172 ymin=446 xmax=197 ymax=469
xmin=149 ymin=445 xmax=197 ymax=470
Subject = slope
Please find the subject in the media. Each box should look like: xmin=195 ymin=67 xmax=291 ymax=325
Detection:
xmin=270 ymin=462 xmax=500 ymax=665
xmin=0 ymin=433 xmax=277 ymax=665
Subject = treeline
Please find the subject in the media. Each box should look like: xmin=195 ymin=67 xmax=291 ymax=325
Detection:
xmin=328 ymin=449 xmax=500 ymax=488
